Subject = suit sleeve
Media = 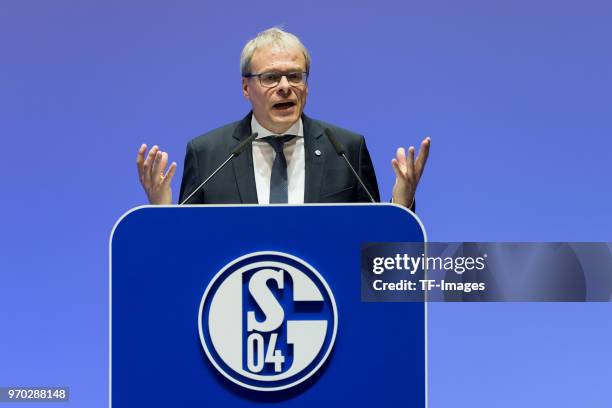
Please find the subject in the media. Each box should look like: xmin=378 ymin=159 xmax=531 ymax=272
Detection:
xmin=178 ymin=140 xmax=204 ymax=204
xmin=357 ymin=136 xmax=381 ymax=203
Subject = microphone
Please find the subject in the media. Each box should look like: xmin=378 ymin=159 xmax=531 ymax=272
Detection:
xmin=180 ymin=132 xmax=258 ymax=205
xmin=324 ymin=128 xmax=376 ymax=203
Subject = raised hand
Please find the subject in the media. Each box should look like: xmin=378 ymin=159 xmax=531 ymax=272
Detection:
xmin=136 ymin=144 xmax=177 ymax=205
xmin=391 ymin=137 xmax=431 ymax=209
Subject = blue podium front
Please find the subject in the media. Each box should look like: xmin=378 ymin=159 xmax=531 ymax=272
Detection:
xmin=111 ymin=204 xmax=426 ymax=407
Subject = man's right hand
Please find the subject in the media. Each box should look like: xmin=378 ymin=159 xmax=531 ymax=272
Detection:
xmin=136 ymin=144 xmax=177 ymax=205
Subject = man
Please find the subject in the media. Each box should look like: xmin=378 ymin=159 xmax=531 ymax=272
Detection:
xmin=136 ymin=28 xmax=430 ymax=207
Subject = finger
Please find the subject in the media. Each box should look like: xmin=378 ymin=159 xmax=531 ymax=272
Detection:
xmin=415 ymin=137 xmax=431 ymax=180
xmin=407 ymin=146 xmax=415 ymax=172
xmin=163 ymin=162 xmax=177 ymax=185
xmin=153 ymin=151 xmax=168 ymax=181
xmin=142 ymin=145 xmax=159 ymax=186
xmin=391 ymin=158 xmax=402 ymax=179
xmin=395 ymin=147 xmax=407 ymax=168
xmin=136 ymin=144 xmax=147 ymax=182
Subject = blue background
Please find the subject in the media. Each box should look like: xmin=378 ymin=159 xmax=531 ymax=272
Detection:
xmin=1 ymin=0 xmax=611 ymax=406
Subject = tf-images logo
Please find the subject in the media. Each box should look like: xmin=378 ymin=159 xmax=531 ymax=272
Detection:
xmin=198 ymin=252 xmax=338 ymax=392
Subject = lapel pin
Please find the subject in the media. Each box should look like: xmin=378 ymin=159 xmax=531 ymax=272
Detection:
xmin=315 ymin=149 xmax=322 ymax=156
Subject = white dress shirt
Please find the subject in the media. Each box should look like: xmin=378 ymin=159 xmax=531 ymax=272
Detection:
xmin=251 ymin=116 xmax=305 ymax=204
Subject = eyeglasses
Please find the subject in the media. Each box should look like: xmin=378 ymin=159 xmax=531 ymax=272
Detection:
xmin=244 ymin=71 xmax=309 ymax=88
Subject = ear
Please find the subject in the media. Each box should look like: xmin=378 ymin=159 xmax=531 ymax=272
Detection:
xmin=242 ymin=77 xmax=250 ymax=100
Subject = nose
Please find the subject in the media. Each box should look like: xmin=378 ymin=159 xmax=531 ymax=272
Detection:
xmin=276 ymin=75 xmax=291 ymax=94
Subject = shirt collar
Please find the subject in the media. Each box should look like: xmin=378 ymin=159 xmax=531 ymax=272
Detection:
xmin=251 ymin=114 xmax=304 ymax=140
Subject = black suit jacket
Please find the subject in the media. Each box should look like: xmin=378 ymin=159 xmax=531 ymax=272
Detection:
xmin=178 ymin=112 xmax=381 ymax=204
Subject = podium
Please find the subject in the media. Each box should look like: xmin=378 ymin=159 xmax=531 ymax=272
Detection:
xmin=110 ymin=204 xmax=426 ymax=407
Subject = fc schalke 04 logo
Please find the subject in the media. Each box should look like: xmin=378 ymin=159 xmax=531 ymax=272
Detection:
xmin=198 ymin=251 xmax=338 ymax=392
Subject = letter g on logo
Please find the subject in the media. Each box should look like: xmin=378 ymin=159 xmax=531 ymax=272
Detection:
xmin=198 ymin=252 xmax=338 ymax=392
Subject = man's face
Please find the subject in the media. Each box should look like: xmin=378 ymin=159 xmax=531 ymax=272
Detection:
xmin=242 ymin=44 xmax=308 ymax=134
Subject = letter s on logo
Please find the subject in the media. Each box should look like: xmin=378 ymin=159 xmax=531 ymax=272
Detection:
xmin=247 ymin=269 xmax=285 ymax=333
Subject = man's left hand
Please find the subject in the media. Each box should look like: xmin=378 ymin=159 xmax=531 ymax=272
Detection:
xmin=391 ymin=137 xmax=431 ymax=208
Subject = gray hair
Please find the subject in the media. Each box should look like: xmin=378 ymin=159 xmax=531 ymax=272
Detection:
xmin=240 ymin=27 xmax=311 ymax=76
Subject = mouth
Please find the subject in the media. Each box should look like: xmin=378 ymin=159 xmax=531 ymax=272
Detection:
xmin=272 ymin=101 xmax=296 ymax=111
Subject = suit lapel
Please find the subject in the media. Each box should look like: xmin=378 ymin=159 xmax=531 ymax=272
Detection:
xmin=231 ymin=112 xmax=259 ymax=204
xmin=303 ymin=114 xmax=326 ymax=203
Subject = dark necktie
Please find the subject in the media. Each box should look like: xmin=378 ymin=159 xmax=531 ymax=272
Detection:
xmin=263 ymin=135 xmax=296 ymax=203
